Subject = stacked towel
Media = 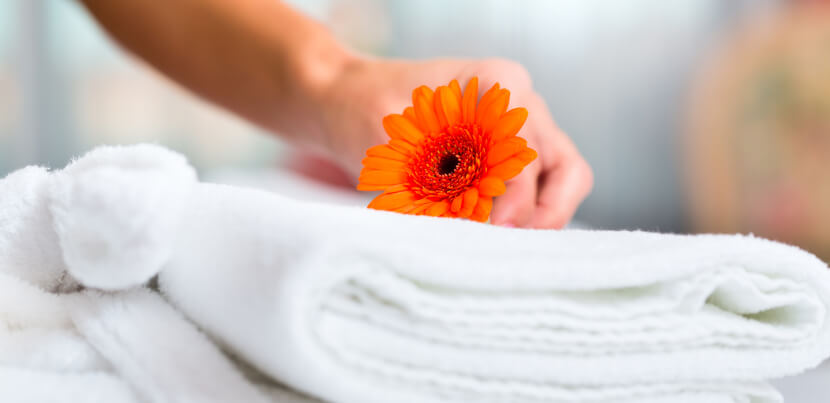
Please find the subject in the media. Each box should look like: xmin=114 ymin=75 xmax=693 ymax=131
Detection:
xmin=2 ymin=144 xmax=830 ymax=403
xmin=160 ymin=180 xmax=830 ymax=403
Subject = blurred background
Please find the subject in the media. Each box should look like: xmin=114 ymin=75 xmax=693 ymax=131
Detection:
xmin=0 ymin=0 xmax=828 ymax=261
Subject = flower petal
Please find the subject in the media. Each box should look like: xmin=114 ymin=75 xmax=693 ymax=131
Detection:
xmin=356 ymin=183 xmax=388 ymax=191
xmin=470 ymin=196 xmax=493 ymax=222
xmin=449 ymin=79 xmax=462 ymax=102
xmin=362 ymin=157 xmax=407 ymax=171
xmin=402 ymin=106 xmax=423 ymax=132
xmin=368 ymin=190 xmax=416 ymax=211
xmin=389 ymin=139 xmax=416 ymax=155
xmin=459 ymin=187 xmax=479 ymax=218
xmin=478 ymin=177 xmax=506 ymax=197
xmin=395 ymin=204 xmax=418 ymax=213
xmin=412 ymin=86 xmax=441 ymax=133
xmin=366 ymin=144 xmax=409 ymax=161
xmin=433 ymin=86 xmax=449 ymax=128
xmin=487 ymin=137 xmax=528 ymax=167
xmin=450 ymin=194 xmax=464 ymax=213
xmin=491 ymin=107 xmax=528 ymax=142
xmin=516 ymin=148 xmax=538 ymax=164
xmin=475 ymin=83 xmax=501 ymax=124
xmin=383 ymin=184 xmax=409 ymax=193
xmin=410 ymin=202 xmax=433 ymax=215
xmin=480 ymin=89 xmax=511 ymax=132
xmin=462 ymin=77 xmax=479 ymax=124
xmin=383 ymin=114 xmax=425 ymax=145
xmin=403 ymin=106 xmax=417 ymax=122
xmin=359 ymin=169 xmax=407 ymax=186
xmin=435 ymin=86 xmax=461 ymax=128
xmin=426 ymin=200 xmax=450 ymax=216
xmin=486 ymin=157 xmax=527 ymax=181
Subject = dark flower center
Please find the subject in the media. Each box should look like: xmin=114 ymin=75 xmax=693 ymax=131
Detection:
xmin=437 ymin=153 xmax=460 ymax=175
xmin=407 ymin=125 xmax=488 ymax=199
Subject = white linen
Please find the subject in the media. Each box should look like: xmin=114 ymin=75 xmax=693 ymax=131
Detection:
xmin=3 ymin=144 xmax=830 ymax=403
xmin=161 ymin=180 xmax=830 ymax=403
xmin=0 ymin=145 xmax=273 ymax=403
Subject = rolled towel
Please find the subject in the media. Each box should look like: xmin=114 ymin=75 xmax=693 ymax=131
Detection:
xmin=0 ymin=145 xmax=269 ymax=403
xmin=160 ymin=183 xmax=830 ymax=403
xmin=49 ymin=144 xmax=197 ymax=290
xmin=0 ymin=166 xmax=70 ymax=291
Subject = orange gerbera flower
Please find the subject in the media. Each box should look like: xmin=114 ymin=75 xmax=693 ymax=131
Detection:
xmin=357 ymin=77 xmax=537 ymax=222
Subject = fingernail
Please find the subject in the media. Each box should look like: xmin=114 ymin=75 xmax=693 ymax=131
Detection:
xmin=501 ymin=223 xmax=516 ymax=228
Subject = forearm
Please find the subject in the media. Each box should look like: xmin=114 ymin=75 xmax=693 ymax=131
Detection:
xmin=81 ymin=0 xmax=355 ymax=146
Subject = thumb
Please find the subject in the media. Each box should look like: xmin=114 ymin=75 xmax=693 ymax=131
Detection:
xmin=489 ymin=162 xmax=539 ymax=227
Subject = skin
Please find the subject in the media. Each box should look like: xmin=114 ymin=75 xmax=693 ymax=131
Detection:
xmin=81 ymin=0 xmax=593 ymax=229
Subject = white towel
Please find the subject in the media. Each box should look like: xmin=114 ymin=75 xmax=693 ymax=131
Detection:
xmin=0 ymin=145 xmax=277 ymax=403
xmin=158 ymin=180 xmax=830 ymax=403
xmin=4 ymin=144 xmax=830 ymax=403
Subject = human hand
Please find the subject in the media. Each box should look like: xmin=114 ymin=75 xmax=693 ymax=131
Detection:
xmin=315 ymin=57 xmax=593 ymax=229
xmin=81 ymin=0 xmax=591 ymax=228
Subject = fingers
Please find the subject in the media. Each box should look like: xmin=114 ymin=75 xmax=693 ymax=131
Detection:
xmin=527 ymin=104 xmax=593 ymax=229
xmin=490 ymin=159 xmax=539 ymax=227
xmin=530 ymin=157 xmax=593 ymax=229
xmin=285 ymin=151 xmax=355 ymax=188
xmin=509 ymin=93 xmax=592 ymax=229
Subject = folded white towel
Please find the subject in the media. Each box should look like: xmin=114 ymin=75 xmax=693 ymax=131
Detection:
xmin=158 ymin=181 xmax=830 ymax=403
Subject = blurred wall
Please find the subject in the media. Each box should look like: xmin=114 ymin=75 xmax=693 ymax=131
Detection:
xmin=0 ymin=1 xmax=20 ymax=176
xmin=0 ymin=0 xmax=783 ymax=232
xmin=0 ymin=0 xmax=282 ymax=176
xmin=376 ymin=0 xmax=782 ymax=231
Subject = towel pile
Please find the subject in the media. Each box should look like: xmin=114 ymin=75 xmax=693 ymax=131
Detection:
xmin=1 ymin=144 xmax=829 ymax=403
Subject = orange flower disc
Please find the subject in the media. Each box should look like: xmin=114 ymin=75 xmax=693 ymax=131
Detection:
xmin=357 ymin=77 xmax=537 ymax=222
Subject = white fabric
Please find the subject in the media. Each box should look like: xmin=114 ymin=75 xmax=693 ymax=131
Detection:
xmin=0 ymin=166 xmax=70 ymax=291
xmin=0 ymin=145 xmax=283 ymax=403
xmin=161 ymin=182 xmax=830 ymax=403
xmin=0 ymin=271 xmax=275 ymax=403
xmin=49 ymin=145 xmax=197 ymax=290
xmin=2 ymin=143 xmax=830 ymax=403
xmin=71 ymin=288 xmax=272 ymax=403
